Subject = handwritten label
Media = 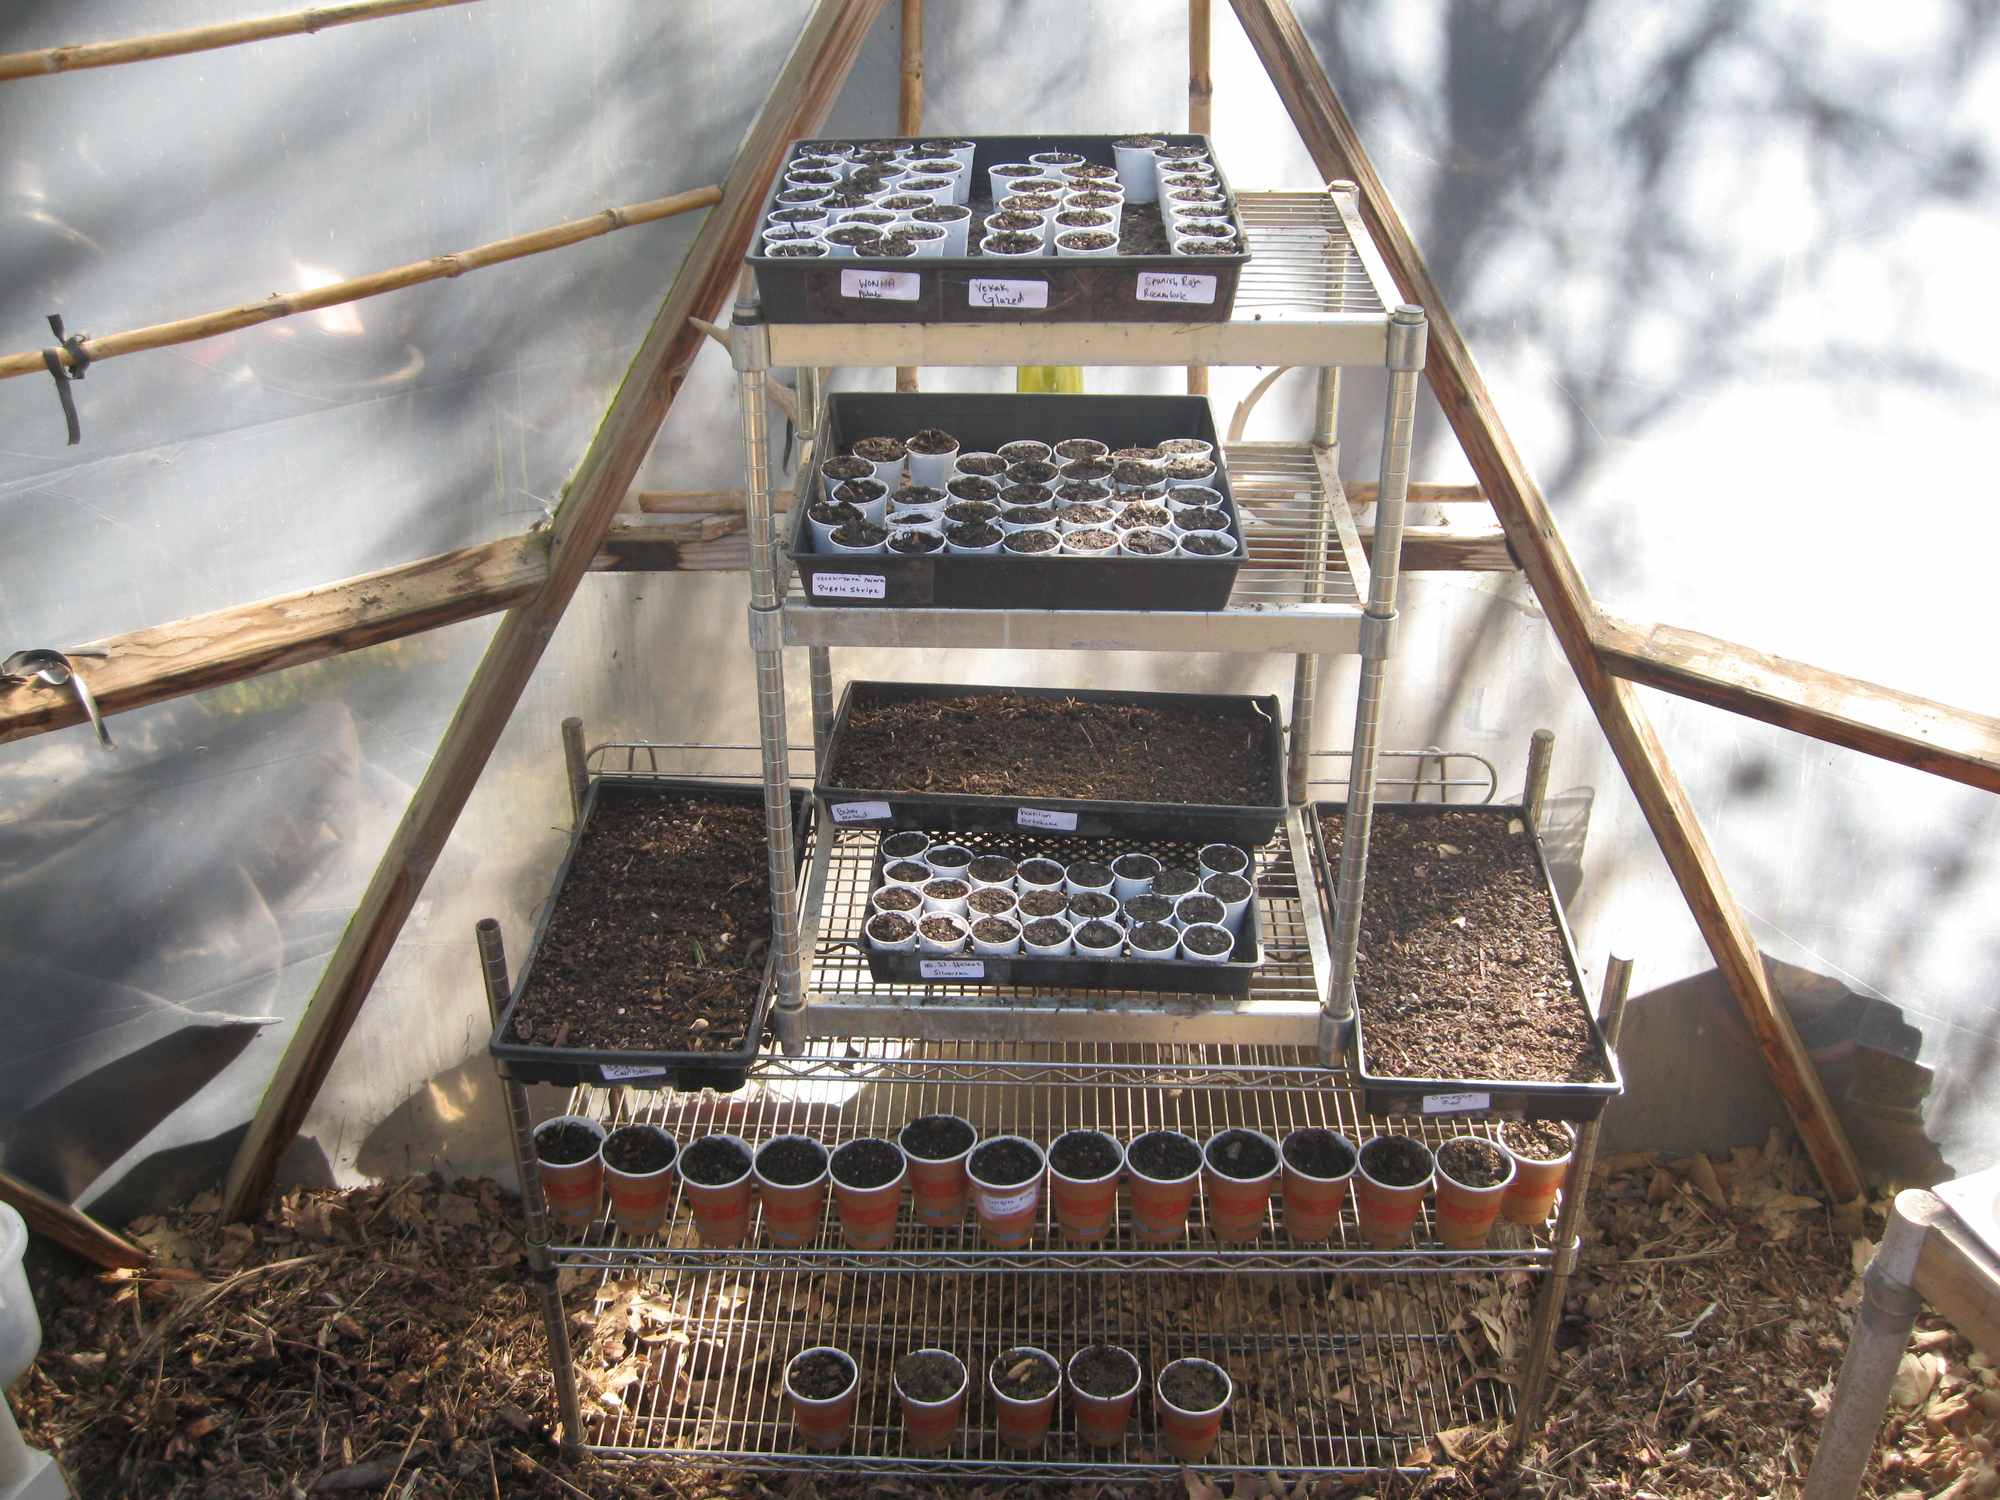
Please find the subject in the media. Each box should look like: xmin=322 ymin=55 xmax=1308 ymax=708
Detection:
xmin=828 ymin=800 xmax=891 ymax=824
xmin=601 ymin=1064 xmax=667 ymax=1082
xmin=1136 ymin=271 xmax=1218 ymax=305
xmin=1421 ymin=1091 xmax=1492 ymax=1115
xmin=810 ymin=571 xmax=888 ymax=599
xmin=1017 ymin=806 xmax=1079 ymax=832
xmin=975 ymin=1183 xmax=1042 ymax=1218
xmin=840 ymin=268 xmax=920 ymax=301
xmin=969 ymin=277 xmax=1049 ymax=309
xmin=920 ymin=959 xmax=986 ymax=980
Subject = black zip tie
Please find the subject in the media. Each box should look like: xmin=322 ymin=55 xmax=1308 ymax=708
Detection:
xmin=40 ymin=313 xmax=92 ymax=446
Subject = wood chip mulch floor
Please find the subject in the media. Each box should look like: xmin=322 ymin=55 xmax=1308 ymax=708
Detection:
xmin=11 ymin=1137 xmax=1994 ymax=1498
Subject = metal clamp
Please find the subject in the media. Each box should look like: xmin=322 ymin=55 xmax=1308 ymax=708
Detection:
xmin=3 ymin=647 xmax=113 ymax=747
xmin=746 ymin=601 xmax=785 ymax=651
xmin=1358 ymin=609 xmax=1398 ymax=660
xmin=1550 ymin=1234 xmax=1583 ymax=1277
xmin=731 ymin=299 xmax=770 ymax=373
xmin=1387 ymin=304 xmax=1429 ymax=373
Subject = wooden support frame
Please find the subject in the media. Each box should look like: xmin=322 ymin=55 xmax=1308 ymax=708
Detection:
xmin=0 ymin=1168 xmax=149 ymax=1270
xmin=895 ymin=0 xmax=924 ymax=395
xmin=218 ymin=0 xmax=890 ymax=1223
xmin=1228 ymin=0 xmax=1866 ymax=1202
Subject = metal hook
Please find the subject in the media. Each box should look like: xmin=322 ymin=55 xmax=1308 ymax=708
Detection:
xmin=2 ymin=648 xmax=114 ymax=748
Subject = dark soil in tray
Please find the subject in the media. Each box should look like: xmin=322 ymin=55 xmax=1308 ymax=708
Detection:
xmin=1182 ymin=534 xmax=1235 ymax=556
xmin=1319 ymin=808 xmax=1609 ymax=1083
xmin=828 ymin=692 xmax=1277 ymax=806
xmin=1360 ymin=1135 xmax=1431 ymax=1187
xmin=1205 ymin=1128 xmax=1277 ymax=1180
xmin=1182 ymin=925 xmax=1233 ymax=957
xmin=602 ymin=1127 xmax=674 ymax=1175
xmin=967 ymin=855 xmax=1016 ymax=883
xmin=1503 ymin=1118 xmax=1575 ymax=1161
xmin=789 ymin=1350 xmax=854 ymax=1400
xmin=868 ymin=912 xmax=915 ymax=943
xmin=1203 ymin=872 xmax=1253 ymax=904
xmin=1066 ymin=860 xmax=1115 ymax=888
xmin=907 ymin=428 xmax=957 ymax=455
xmin=1130 ymin=921 xmax=1180 ymax=954
xmin=969 ymin=1137 xmax=1041 ymax=1187
xmin=968 ymin=888 xmax=1017 ymax=916
xmin=1128 ymin=1130 xmax=1201 ymax=1180
xmin=971 ymin=916 xmax=1020 ymax=943
xmin=1125 ymin=894 xmax=1175 ymax=924
xmin=754 ymin=1137 xmax=827 ymax=1187
xmin=1176 ymin=895 xmax=1226 ymax=927
xmin=882 ymin=831 xmax=930 ymax=859
xmin=918 ymin=915 xmax=965 ymax=943
xmin=1067 ymin=892 xmax=1118 ymax=920
xmin=1070 ymin=1345 xmax=1141 ymax=1398
xmin=830 ymin=1137 xmax=904 ymax=1189
xmin=1019 ymin=890 xmax=1068 ymax=918
xmin=1022 ymin=918 xmax=1070 ymax=947
xmin=1154 ymin=868 xmax=1200 ymax=897
xmin=899 ymin=1114 xmax=976 ymax=1161
xmin=1049 ymin=1131 xmax=1122 ymax=1180
xmin=991 ymin=1350 xmax=1061 ymax=1401
xmin=1438 ymin=1137 xmax=1511 ymax=1188
xmin=1282 ymin=1129 xmax=1355 ymax=1180
xmin=933 ymin=842 xmax=976 ymax=867
xmin=506 ymin=797 xmax=775 ymax=1055
xmin=896 ymin=1351 xmax=965 ymax=1403
xmin=921 ymin=878 xmax=969 ymax=902
xmin=681 ymin=1135 xmax=752 ymax=1185
xmin=884 ymin=859 xmax=932 ymax=884
xmin=1074 ymin=919 xmax=1123 ymax=952
xmin=1160 ymin=1360 xmax=1230 ymax=1413
xmin=533 ymin=1121 xmax=599 ymax=1166
xmin=1003 ymin=529 xmax=1059 ymax=555
xmin=1018 ymin=858 xmax=1064 ymax=887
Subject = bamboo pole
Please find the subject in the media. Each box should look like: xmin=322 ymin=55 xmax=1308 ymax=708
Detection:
xmin=0 ymin=185 xmax=721 ymax=383
xmin=0 ymin=1168 xmax=150 ymax=1270
xmin=1186 ymin=0 xmax=1212 ymax=399
xmin=219 ymin=0 xmax=889 ymax=1224
xmin=1229 ymin=0 xmax=1865 ymax=1204
xmin=0 ymin=0 xmax=481 ymax=83
xmin=895 ymin=0 xmax=923 ymax=395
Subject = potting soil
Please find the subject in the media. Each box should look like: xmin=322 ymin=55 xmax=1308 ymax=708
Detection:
xmin=967 ymin=855 xmax=1016 ymax=883
xmin=1182 ymin=925 xmax=1232 ymax=957
xmin=1176 ymin=895 xmax=1225 ymax=926
xmin=788 ymin=1350 xmax=854 ymax=1401
xmin=1438 ymin=1137 xmax=1510 ymax=1188
xmin=1361 ymin=1135 xmax=1431 ymax=1187
xmin=991 ymin=1350 xmax=1061 ymax=1401
xmin=1160 ymin=1360 xmax=1230 ymax=1413
xmin=1074 ymin=919 xmax=1123 ymax=951
xmin=533 ymin=1122 xmax=599 ymax=1166
xmin=1205 ymin=1129 xmax=1277 ymax=1180
xmin=1018 ymin=890 xmax=1067 ymax=918
xmin=1049 ymin=1131 xmax=1122 ymax=1180
xmin=601 ymin=1128 xmax=674 ymax=1175
xmin=899 ymin=1114 xmax=976 ymax=1161
xmin=754 ymin=1138 xmax=828 ymax=1187
xmin=1502 ymin=1117 xmax=1574 ymax=1161
xmin=895 ymin=1352 xmax=964 ymax=1402
xmin=1068 ymin=892 xmax=1118 ymax=919
xmin=881 ymin=832 xmax=930 ymax=860
xmin=968 ymin=1137 xmax=1041 ymax=1187
xmin=1202 ymin=872 xmax=1253 ymax=903
xmin=971 ymin=917 xmax=1019 ymax=943
xmin=1124 ymin=895 xmax=1175 ymax=923
xmin=1130 ymin=920 xmax=1179 ymax=953
xmin=1067 ymin=860 xmax=1114 ymax=887
xmin=868 ymin=913 xmax=915 ymax=943
xmin=1069 ymin=1344 xmax=1141 ymax=1398
xmin=918 ymin=916 xmax=964 ymax=943
xmin=679 ymin=1136 xmax=751 ymax=1186
xmin=830 ymin=1138 xmax=904 ymax=1189
xmin=1128 ymin=1131 xmax=1202 ymax=1180
xmin=968 ymin=888 xmax=1016 ymax=916
xmin=1282 ymin=1128 xmax=1356 ymax=1180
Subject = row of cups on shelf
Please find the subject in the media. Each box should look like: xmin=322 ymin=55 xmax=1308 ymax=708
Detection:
xmin=822 ymin=433 xmax=1221 ymax=493
xmin=783 ymin=1341 xmax=1232 ymax=1460
xmin=783 ymin=136 xmax=1215 ymax=206
xmin=529 ymin=1111 xmax=1578 ymax=1254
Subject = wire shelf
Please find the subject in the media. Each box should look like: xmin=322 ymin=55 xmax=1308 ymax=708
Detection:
xmin=1235 ymin=192 xmax=1391 ymax=317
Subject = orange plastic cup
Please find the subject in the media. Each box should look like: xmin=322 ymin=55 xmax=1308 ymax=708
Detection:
xmin=533 ymin=1114 xmax=605 ymax=1235
xmin=829 ymin=1137 xmax=908 ymax=1250
xmin=1156 ymin=1357 xmax=1233 ymax=1462
xmin=894 ymin=1349 xmax=968 ymax=1455
xmin=753 ymin=1135 xmax=831 ymax=1249
xmin=1125 ymin=1130 xmax=1203 ymax=1243
xmin=1500 ymin=1126 xmax=1576 ymax=1226
xmin=1278 ymin=1128 xmax=1357 ymax=1244
xmin=1433 ymin=1136 xmax=1517 ymax=1249
xmin=898 ymin=1115 xmax=978 ymax=1229
xmin=1047 ymin=1130 xmax=1124 ymax=1244
xmin=785 ymin=1347 xmax=860 ymax=1451
xmin=988 ymin=1346 xmax=1061 ymax=1451
xmin=601 ymin=1125 xmax=679 ymax=1237
xmin=1066 ymin=1345 xmax=1143 ymax=1448
xmin=1353 ymin=1135 xmax=1435 ymax=1248
xmin=679 ymin=1133 xmax=755 ymax=1248
xmin=1200 ymin=1128 xmax=1281 ymax=1244
xmin=967 ymin=1136 xmax=1046 ymax=1249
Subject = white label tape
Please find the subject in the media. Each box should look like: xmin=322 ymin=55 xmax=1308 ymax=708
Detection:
xmin=969 ymin=277 xmax=1049 ymax=309
xmin=1136 ymin=270 xmax=1218 ymax=305
xmin=840 ymin=268 xmax=921 ymax=301
xmin=810 ymin=571 xmax=887 ymax=599
xmin=1421 ymin=1091 xmax=1492 ymax=1115
xmin=828 ymin=800 xmax=892 ymax=824
xmin=920 ymin=959 xmax=986 ymax=980
xmin=976 ymin=1183 xmax=1042 ymax=1218
xmin=601 ymin=1064 xmax=667 ymax=1082
xmin=1016 ymin=806 xmax=1079 ymax=831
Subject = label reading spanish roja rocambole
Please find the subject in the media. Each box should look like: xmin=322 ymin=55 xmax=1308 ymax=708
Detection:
xmin=810 ymin=571 xmax=887 ymax=600
xmin=839 ymin=268 xmax=920 ymax=301
xmin=977 ymin=1184 xmax=1042 ymax=1218
xmin=1421 ymin=1091 xmax=1492 ymax=1114
xmin=920 ymin=959 xmax=985 ymax=980
xmin=828 ymin=800 xmax=891 ymax=824
xmin=969 ymin=278 xmax=1049 ymax=310
xmin=601 ymin=1064 xmax=667 ymax=1082
xmin=1016 ymin=806 xmax=1079 ymax=831
xmin=1136 ymin=270 xmax=1218 ymax=305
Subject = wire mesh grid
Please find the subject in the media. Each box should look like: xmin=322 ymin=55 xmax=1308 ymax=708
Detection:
xmin=1234 ymin=192 xmax=1390 ymax=317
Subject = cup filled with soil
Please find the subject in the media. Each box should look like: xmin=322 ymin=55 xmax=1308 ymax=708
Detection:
xmin=888 ymin=483 xmax=948 ymax=517
xmin=1019 ymin=915 xmax=1073 ymax=958
xmin=871 ymin=873 xmax=928 ymax=910
xmin=850 ymin=435 xmax=907 ymax=486
xmin=904 ymin=427 xmax=960 ymax=487
xmin=1173 ymin=893 xmax=1227 ymax=931
xmin=807 ymin=498 xmax=862 ymax=550
xmin=1002 ymin=528 xmax=1060 ymax=557
xmin=1115 ymin=503 xmax=1174 ymax=532
xmin=823 ymin=224 xmax=885 ymax=258
xmin=987 ymin=161 xmax=1043 ymax=200
xmin=533 ymin=1116 xmax=606 ymax=1235
xmin=1016 ymin=857 xmax=1065 ymax=896
xmin=966 ymin=1134 xmax=1047 ymax=1247
xmin=1066 ymin=890 xmax=1119 ymax=925
xmin=1056 ymin=501 xmax=1117 ymax=531
xmin=964 ymin=852 xmax=1018 ymax=891
xmin=1165 ymin=454 xmax=1220 ymax=489
xmin=1178 ymin=921 xmax=1236 ymax=965
xmin=1071 ymin=916 xmax=1125 ymax=958
xmin=989 ymin=1346 xmax=1063 ymax=1451
xmin=678 ymin=1133 xmax=756 ymax=1248
xmin=752 ymin=1134 xmax=831 ymax=1249
xmin=764 ymin=238 xmax=829 ymax=259
xmin=946 ymin=475 xmax=1001 ymax=508
xmin=1279 ymin=1128 xmax=1358 ymax=1244
xmin=831 ymin=477 xmax=889 ymax=522
xmin=1046 ymin=1128 xmax=1125 ymax=1244
xmin=888 ymin=528 xmax=944 ymax=556
xmin=1156 ymin=1357 xmax=1233 ymax=1462
xmin=881 ymin=830 xmax=931 ymax=862
xmin=1126 ymin=919 xmax=1181 ymax=959
xmin=828 ymin=1137 xmax=908 ymax=1250
xmin=1167 ymin=487 xmax=1225 ymax=517
xmin=1064 ymin=859 xmax=1115 ymax=898
xmin=1353 ymin=1134 xmax=1436 ymax=1248
xmin=1200 ymin=871 xmax=1254 ymax=933
xmin=898 ymin=1113 xmax=979 ymax=1228
xmin=1433 ymin=1136 xmax=1517 ymax=1249
xmin=915 ymin=911 xmax=971 ymax=955
xmin=955 ymin=451 xmax=1009 ymax=478
xmin=944 ymin=519 xmax=1004 ymax=555
xmin=1017 ymin=888 xmax=1068 ymax=921
xmin=943 ymin=501 xmax=998 ymax=531
xmin=1110 ymin=853 xmax=1160 ymax=899
xmin=913 ymin=202 xmax=973 ymax=254
xmin=1118 ymin=527 xmax=1177 ymax=558
xmin=995 ymin=439 xmax=1052 ymax=465
xmin=600 ymin=1124 xmax=679 ymax=1237
xmin=785 ymin=1347 xmax=860 ymax=1451
xmin=1199 ymin=845 xmax=1249 ymax=880
xmin=1499 ymin=1119 xmax=1576 ymax=1225
xmin=998 ymin=486 xmax=1054 ymax=514
xmin=1171 ymin=506 xmax=1232 ymax=539
xmin=819 ymin=454 xmax=874 ymax=501
xmin=1005 ymin=458 xmax=1060 ymax=490
xmin=969 ymin=913 xmax=1023 ymax=956
xmin=1055 ymin=228 xmax=1120 ymax=258
xmin=1126 ymin=1128 xmax=1204 ymax=1241
xmin=1201 ymin=1127 xmax=1281 ymax=1243
xmin=1067 ymin=1344 xmax=1143 ymax=1447
xmin=919 ymin=876 xmax=970 ymax=916
xmin=824 ymin=520 xmax=888 ymax=555
xmin=982 ymin=229 xmax=1045 ymax=259
xmin=1110 ymin=135 xmax=1167 ymax=198
xmin=865 ymin=910 xmax=919 ymax=952
xmin=1178 ymin=532 xmax=1238 ymax=558
xmin=1055 ymin=437 xmax=1109 ymax=462
xmin=1122 ymin=893 xmax=1176 ymax=927
xmin=966 ymin=885 xmax=1020 ymax=921
xmin=882 ymin=858 xmax=933 ymax=891
xmin=925 ymin=842 xmax=973 ymax=876
xmin=893 ymin=1349 xmax=969 ymax=1455
xmin=1059 ymin=528 xmax=1117 ymax=557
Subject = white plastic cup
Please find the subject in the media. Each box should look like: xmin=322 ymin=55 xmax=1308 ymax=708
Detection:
xmin=824 ymin=229 xmax=882 ymax=259
xmin=916 ymin=912 xmax=972 ymax=955
xmin=924 ymin=139 xmax=978 ymax=199
xmin=880 ymin=858 xmax=933 ymax=892
xmin=965 ymin=856 xmax=1018 ymax=893
xmin=849 ymin=447 xmax=905 ymax=488
xmin=921 ymin=877 xmax=971 ymax=917
xmin=985 ymin=209 xmax=1052 ymax=248
xmin=954 ymin=451 xmax=1006 ymax=479
xmin=834 ymin=206 xmax=898 ymax=226
xmin=808 ymin=507 xmax=858 ymax=550
xmin=1065 ymin=862 xmax=1116 ymax=899
xmin=1113 ymin=138 xmax=1164 ymax=201
xmin=944 ymin=526 xmax=1004 ymax=555
xmin=987 ymin=162 xmax=1042 ymax=201
xmin=830 ymin=479 xmax=888 ymax=524
xmin=905 ymin=438 xmax=960 ymax=489
xmin=1029 ymin=149 xmax=1087 ymax=171
xmin=998 ymin=440 xmax=1053 ymax=465
xmin=896 ymin=221 xmax=950 ymax=259
xmin=866 ymin=911 xmax=920 ymax=952
xmin=1199 ymin=871 xmax=1253 ymax=933
xmin=1071 ymin=920 xmax=1124 ymax=960
xmin=1019 ymin=915 xmax=1075 ymax=958
xmin=1168 ymin=484 xmax=1226 ymax=511
xmin=1199 ymin=844 xmax=1251 ymax=879
xmin=996 ymin=509 xmax=1057 ymax=536
xmin=1175 ymin=532 xmax=1240 ymax=559
xmin=762 ymin=225 xmax=822 ymax=250
xmin=1015 ymin=859 xmax=1065 ymax=897
xmin=1179 ymin=922 xmax=1236 ymax=965
xmin=1058 ymin=529 xmax=1119 ymax=558
xmin=914 ymin=206 xmax=973 ymax=256
xmin=1111 ymin=854 xmax=1160 ymax=900
xmin=1055 ymin=229 xmax=1119 ymax=258
xmin=1116 ymin=527 xmax=1177 ymax=558
xmin=969 ymin=915 xmax=1023 ymax=957
xmin=1172 ymin=893 xmax=1229 ymax=932
xmin=980 ymin=232 xmax=1045 ymax=259
xmin=823 ymin=527 xmax=887 ymax=556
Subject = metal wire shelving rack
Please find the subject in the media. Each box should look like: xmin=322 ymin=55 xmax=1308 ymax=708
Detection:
xmin=481 ymin=181 xmax=1615 ymax=1482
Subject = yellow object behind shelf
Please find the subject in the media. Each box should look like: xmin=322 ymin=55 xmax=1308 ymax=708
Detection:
xmin=1015 ymin=365 xmax=1083 ymax=394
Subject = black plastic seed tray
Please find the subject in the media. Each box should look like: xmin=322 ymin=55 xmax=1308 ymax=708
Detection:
xmin=818 ymin=680 xmax=1285 ymax=846
xmin=1307 ymin=801 xmax=1624 ymax=1122
xmin=857 ymin=826 xmax=1261 ymax=997
xmin=487 ymin=778 xmax=811 ymax=1091
xmin=790 ymin=392 xmax=1242 ymax=611
xmin=751 ymin=133 xmax=1249 ymax=324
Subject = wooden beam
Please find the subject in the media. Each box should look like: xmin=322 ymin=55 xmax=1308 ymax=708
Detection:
xmin=0 ymin=0 xmax=478 ymax=82
xmin=1595 ymin=615 xmax=2000 ymax=793
xmin=895 ymin=0 xmax=923 ymax=396
xmin=0 ymin=1168 xmax=149 ymax=1270
xmin=2 ymin=185 xmax=720 ymax=383
xmin=220 ymin=0 xmax=889 ymax=1222
xmin=1378 ymin=525 xmax=1513 ymax=572
xmin=1186 ymin=0 xmax=1213 ymax=398
xmin=1229 ymin=0 xmax=1866 ymax=1203
xmin=0 ymin=535 xmax=545 ymax=746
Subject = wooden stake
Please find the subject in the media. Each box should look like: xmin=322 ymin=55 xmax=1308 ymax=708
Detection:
xmin=1228 ymin=0 xmax=1865 ymax=1203
xmin=1186 ymin=0 xmax=1213 ymax=399
xmin=219 ymin=0 xmax=890 ymax=1223
xmin=0 ymin=0 xmax=480 ymax=82
xmin=0 ymin=1167 xmax=149 ymax=1270
xmin=0 ymin=185 xmax=721 ymax=382
xmin=895 ymin=0 xmax=923 ymax=395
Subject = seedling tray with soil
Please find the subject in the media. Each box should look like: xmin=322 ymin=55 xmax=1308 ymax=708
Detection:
xmin=820 ymin=680 xmax=1284 ymax=845
xmin=858 ymin=826 xmax=1261 ymax=997
xmin=1310 ymin=801 xmax=1622 ymax=1121
xmin=750 ymin=134 xmax=1249 ymax=326
xmin=488 ymin=778 xmax=812 ymax=1091
xmin=790 ymin=393 xmax=1244 ymax=613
